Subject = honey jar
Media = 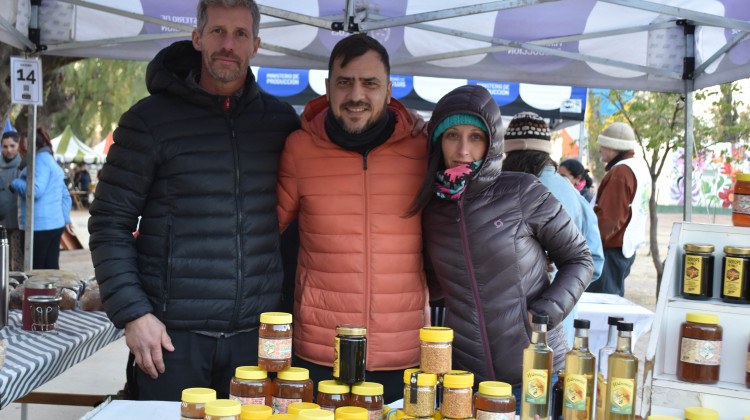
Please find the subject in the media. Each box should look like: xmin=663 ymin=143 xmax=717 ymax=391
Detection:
xmin=681 ymin=244 xmax=714 ymax=300
xmin=676 ymin=313 xmax=722 ymax=384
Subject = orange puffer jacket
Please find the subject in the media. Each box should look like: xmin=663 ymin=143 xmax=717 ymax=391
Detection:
xmin=277 ymin=95 xmax=429 ymax=371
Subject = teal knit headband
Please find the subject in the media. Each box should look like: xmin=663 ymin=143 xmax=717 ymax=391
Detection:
xmin=432 ymin=114 xmax=487 ymax=143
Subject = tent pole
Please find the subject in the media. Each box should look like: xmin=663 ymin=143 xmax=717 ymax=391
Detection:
xmin=682 ymin=22 xmax=695 ymax=222
xmin=24 ymin=106 xmax=36 ymax=271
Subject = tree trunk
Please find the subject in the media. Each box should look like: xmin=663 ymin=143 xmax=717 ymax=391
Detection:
xmin=650 ymin=179 xmax=664 ymax=296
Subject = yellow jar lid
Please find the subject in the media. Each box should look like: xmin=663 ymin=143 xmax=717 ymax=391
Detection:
xmin=271 ymin=415 xmax=299 ymax=420
xmin=298 ymin=409 xmax=335 ymax=420
xmin=403 ymin=368 xmax=438 ymax=386
xmin=288 ymin=403 xmax=321 ymax=415
xmin=684 ymin=406 xmax=719 ymax=420
xmin=442 ymin=371 xmax=474 ymax=388
xmin=336 ymin=324 xmax=367 ymax=336
xmin=351 ymin=382 xmax=383 ymax=396
xmin=205 ymin=399 xmax=242 ymax=416
xmin=278 ymin=367 xmax=310 ymax=381
xmin=736 ymin=173 xmax=750 ymax=182
xmin=181 ymin=387 xmax=217 ymax=404
xmin=684 ymin=243 xmax=714 ymax=253
xmin=419 ymin=327 xmax=453 ymax=342
xmin=725 ymin=246 xmax=750 ymax=255
xmin=235 ymin=366 xmax=268 ymax=380
xmin=647 ymin=416 xmax=681 ymax=420
xmin=396 ymin=409 xmax=433 ymax=420
xmin=686 ymin=313 xmax=719 ymax=325
xmin=318 ymin=379 xmax=350 ymax=394
xmin=335 ymin=406 xmax=369 ymax=420
xmin=260 ymin=312 xmax=293 ymax=324
xmin=242 ymin=404 xmax=273 ymax=420
xmin=477 ymin=381 xmax=512 ymax=398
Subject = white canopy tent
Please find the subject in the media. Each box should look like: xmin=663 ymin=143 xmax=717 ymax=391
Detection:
xmin=51 ymin=125 xmax=105 ymax=164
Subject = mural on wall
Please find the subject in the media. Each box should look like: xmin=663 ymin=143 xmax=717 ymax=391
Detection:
xmin=669 ymin=144 xmax=749 ymax=208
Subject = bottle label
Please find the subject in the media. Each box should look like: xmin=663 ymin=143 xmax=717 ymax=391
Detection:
xmin=258 ymin=337 xmax=292 ymax=360
xmin=596 ymin=374 xmax=605 ymax=409
xmin=683 ymin=255 xmax=705 ymax=294
xmin=724 ymin=257 xmax=745 ymax=297
xmin=608 ymin=377 xmax=634 ymax=415
xmin=733 ymin=193 xmax=750 ymax=215
xmin=272 ymin=396 xmax=302 ymax=414
xmin=564 ymin=373 xmax=587 ymax=411
xmin=680 ymin=337 xmax=722 ymax=365
xmin=320 ymin=406 xmax=336 ymax=413
xmin=229 ymin=394 xmax=266 ymax=406
xmin=475 ymin=409 xmax=514 ymax=420
xmin=333 ymin=336 xmax=341 ymax=378
xmin=366 ymin=408 xmax=383 ymax=420
xmin=524 ymin=369 xmax=548 ymax=404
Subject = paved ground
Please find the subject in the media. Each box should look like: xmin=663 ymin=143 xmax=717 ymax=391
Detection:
xmin=0 ymin=209 xmax=733 ymax=419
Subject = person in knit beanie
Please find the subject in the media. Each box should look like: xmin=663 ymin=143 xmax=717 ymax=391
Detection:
xmin=502 ymin=112 xmax=604 ymax=346
xmin=587 ymin=122 xmax=652 ymax=296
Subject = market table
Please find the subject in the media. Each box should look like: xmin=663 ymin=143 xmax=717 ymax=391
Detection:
xmin=577 ymin=292 xmax=654 ymax=356
xmin=0 ymin=308 xmax=124 ymax=409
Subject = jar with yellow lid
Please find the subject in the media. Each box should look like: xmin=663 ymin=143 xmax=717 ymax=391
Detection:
xmin=241 ymin=404 xmax=273 ymax=420
xmin=395 ymin=409 xmax=434 ymax=420
xmin=733 ymin=172 xmax=750 ymax=227
xmin=681 ymin=244 xmax=715 ymax=300
xmin=677 ymin=313 xmax=722 ymax=384
xmin=721 ymin=246 xmax=750 ymax=303
xmin=259 ymin=312 xmax=293 ymax=372
xmin=270 ymin=414 xmax=299 ymax=420
xmin=419 ymin=327 xmax=453 ymax=374
xmin=403 ymin=369 xmax=438 ymax=418
xmin=288 ymin=402 xmax=321 ymax=416
xmin=317 ymin=380 xmax=350 ymax=412
xmin=684 ymin=406 xmax=719 ymax=420
xmin=440 ymin=371 xmax=474 ymax=419
xmin=351 ymin=382 xmax=383 ymax=420
xmin=335 ymin=406 xmax=369 ymax=420
xmin=298 ymin=408 xmax=335 ymax=420
xmin=472 ymin=381 xmax=515 ymax=420
xmin=181 ymin=387 xmax=216 ymax=419
xmin=231 ymin=366 xmax=272 ymax=406
xmin=206 ymin=399 xmax=242 ymax=420
xmin=273 ymin=367 xmax=314 ymax=414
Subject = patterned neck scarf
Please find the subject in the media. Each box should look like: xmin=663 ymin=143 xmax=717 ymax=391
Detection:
xmin=434 ymin=160 xmax=483 ymax=200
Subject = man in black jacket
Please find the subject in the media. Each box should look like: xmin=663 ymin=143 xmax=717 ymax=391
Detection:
xmin=88 ymin=0 xmax=299 ymax=400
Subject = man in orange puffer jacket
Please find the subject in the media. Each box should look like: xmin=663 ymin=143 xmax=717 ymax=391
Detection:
xmin=277 ymin=34 xmax=429 ymax=402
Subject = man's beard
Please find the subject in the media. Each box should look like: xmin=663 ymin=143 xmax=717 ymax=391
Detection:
xmin=206 ymin=51 xmax=245 ymax=83
xmin=335 ymin=100 xmax=387 ymax=135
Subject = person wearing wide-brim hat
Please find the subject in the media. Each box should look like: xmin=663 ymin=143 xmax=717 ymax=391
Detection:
xmin=586 ymin=122 xmax=652 ymax=296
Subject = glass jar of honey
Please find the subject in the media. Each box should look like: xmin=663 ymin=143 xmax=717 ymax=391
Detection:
xmin=288 ymin=402 xmax=321 ymax=415
xmin=230 ymin=366 xmax=272 ymax=406
xmin=676 ymin=313 xmax=722 ymax=384
xmin=335 ymin=406 xmax=369 ymax=420
xmin=721 ymin=246 xmax=750 ymax=304
xmin=205 ymin=399 xmax=242 ymax=420
xmin=317 ymin=380 xmax=350 ymax=412
xmin=181 ymin=387 xmax=217 ymax=419
xmin=259 ymin=312 xmax=293 ymax=372
xmin=681 ymin=244 xmax=715 ymax=300
xmin=334 ymin=325 xmax=367 ymax=385
xmin=732 ymin=173 xmax=750 ymax=227
xmin=684 ymin=406 xmax=719 ymax=420
xmin=272 ymin=367 xmax=314 ymax=414
xmin=351 ymin=382 xmax=384 ymax=420
xmin=473 ymin=381 xmax=515 ymax=420
xmin=241 ymin=404 xmax=273 ymax=420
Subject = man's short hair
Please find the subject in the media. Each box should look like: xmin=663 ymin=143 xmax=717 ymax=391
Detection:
xmin=1 ymin=131 xmax=19 ymax=142
xmin=328 ymin=34 xmax=390 ymax=77
xmin=196 ymin=0 xmax=260 ymax=39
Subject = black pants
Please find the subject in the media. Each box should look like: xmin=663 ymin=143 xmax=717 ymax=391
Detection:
xmin=32 ymin=227 xmax=64 ymax=269
xmin=586 ymin=247 xmax=635 ymax=297
xmin=133 ymin=328 xmax=260 ymax=401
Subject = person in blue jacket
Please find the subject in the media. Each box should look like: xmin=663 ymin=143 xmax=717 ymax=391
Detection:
xmin=9 ymin=127 xmax=73 ymax=269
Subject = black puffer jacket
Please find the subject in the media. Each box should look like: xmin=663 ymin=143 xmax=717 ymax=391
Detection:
xmin=422 ymin=85 xmax=593 ymax=386
xmin=89 ymin=41 xmax=300 ymax=331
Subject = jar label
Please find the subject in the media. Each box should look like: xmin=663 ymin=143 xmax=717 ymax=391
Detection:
xmin=608 ymin=377 xmax=634 ymax=415
xmin=596 ymin=373 xmax=605 ymax=409
xmin=683 ymin=255 xmax=705 ymax=294
xmin=680 ymin=337 xmax=722 ymax=366
xmin=366 ymin=408 xmax=383 ymax=420
xmin=733 ymin=193 xmax=750 ymax=215
xmin=272 ymin=396 xmax=302 ymax=414
xmin=524 ymin=369 xmax=548 ymax=404
xmin=475 ymin=409 xmax=515 ymax=420
xmin=258 ymin=337 xmax=292 ymax=360
xmin=724 ymin=257 xmax=745 ymax=298
xmin=229 ymin=394 xmax=266 ymax=406
xmin=333 ymin=336 xmax=341 ymax=378
xmin=564 ymin=373 xmax=587 ymax=411
xmin=320 ymin=406 xmax=336 ymax=412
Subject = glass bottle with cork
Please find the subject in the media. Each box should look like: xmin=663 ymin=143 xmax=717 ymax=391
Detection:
xmin=595 ymin=316 xmax=623 ymax=420
xmin=563 ymin=319 xmax=595 ymax=420
xmin=258 ymin=312 xmax=293 ymax=372
xmin=676 ymin=313 xmax=722 ymax=384
xmin=521 ymin=314 xmax=552 ymax=420
xmin=605 ymin=321 xmax=638 ymax=420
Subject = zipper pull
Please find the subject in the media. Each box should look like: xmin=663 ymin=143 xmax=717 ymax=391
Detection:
xmin=223 ymin=97 xmax=230 ymax=112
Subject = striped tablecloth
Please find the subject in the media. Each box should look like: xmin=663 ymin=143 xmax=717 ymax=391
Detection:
xmin=0 ymin=309 xmax=124 ymax=408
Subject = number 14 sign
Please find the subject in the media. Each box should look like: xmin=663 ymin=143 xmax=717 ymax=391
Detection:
xmin=11 ymin=56 xmax=43 ymax=106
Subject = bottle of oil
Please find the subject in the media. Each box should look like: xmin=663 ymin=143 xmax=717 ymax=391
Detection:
xmin=563 ymin=319 xmax=595 ymax=420
xmin=596 ymin=316 xmax=623 ymax=420
xmin=605 ymin=321 xmax=638 ymax=420
xmin=522 ymin=314 xmax=553 ymax=420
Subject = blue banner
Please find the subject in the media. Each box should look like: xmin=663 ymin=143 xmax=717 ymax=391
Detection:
xmin=390 ymin=75 xmax=413 ymax=99
xmin=258 ymin=68 xmax=309 ymax=97
xmin=468 ymin=80 xmax=519 ymax=106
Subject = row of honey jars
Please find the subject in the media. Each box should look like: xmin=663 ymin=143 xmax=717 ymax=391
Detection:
xmin=681 ymin=244 xmax=750 ymax=303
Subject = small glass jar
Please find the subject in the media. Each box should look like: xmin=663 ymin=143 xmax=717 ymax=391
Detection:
xmin=721 ymin=246 xmax=750 ymax=303
xmin=241 ymin=404 xmax=273 ymax=420
xmin=473 ymin=381 xmax=515 ymax=420
xmin=334 ymin=325 xmax=367 ymax=385
xmin=419 ymin=327 xmax=453 ymax=374
xmin=273 ymin=367 xmax=314 ymax=414
xmin=402 ymin=368 xmax=437 ymax=418
xmin=299 ymin=408 xmax=335 ymax=420
xmin=181 ymin=387 xmax=217 ymax=419
xmin=231 ymin=366 xmax=273 ymax=406
xmin=351 ymin=382 xmax=384 ymax=420
xmin=676 ymin=313 xmax=722 ymax=384
xmin=732 ymin=173 xmax=750 ymax=227
xmin=288 ymin=402 xmax=321 ymax=416
xmin=441 ymin=371 xmax=474 ymax=419
xmin=317 ymin=380 xmax=350 ymax=412
xmin=684 ymin=406 xmax=719 ymax=420
xmin=335 ymin=406 xmax=369 ymax=420
xmin=681 ymin=244 xmax=715 ymax=300
xmin=206 ymin=399 xmax=242 ymax=420
xmin=259 ymin=312 xmax=293 ymax=372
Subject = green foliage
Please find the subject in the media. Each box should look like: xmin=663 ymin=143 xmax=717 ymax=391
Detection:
xmin=52 ymin=58 xmax=148 ymax=144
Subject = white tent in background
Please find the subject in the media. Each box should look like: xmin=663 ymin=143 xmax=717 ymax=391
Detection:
xmin=92 ymin=131 xmax=113 ymax=156
xmin=51 ymin=126 xmax=105 ymax=164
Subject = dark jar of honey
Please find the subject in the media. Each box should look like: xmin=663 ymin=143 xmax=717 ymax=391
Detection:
xmin=676 ymin=313 xmax=722 ymax=384
xmin=721 ymin=246 xmax=750 ymax=304
xmin=681 ymin=244 xmax=715 ymax=300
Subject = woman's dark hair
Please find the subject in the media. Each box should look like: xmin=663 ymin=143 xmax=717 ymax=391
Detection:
xmin=559 ymin=158 xmax=585 ymax=178
xmin=502 ymin=150 xmax=555 ymax=177
xmin=405 ymin=142 xmax=445 ymax=218
xmin=35 ymin=127 xmax=53 ymax=151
